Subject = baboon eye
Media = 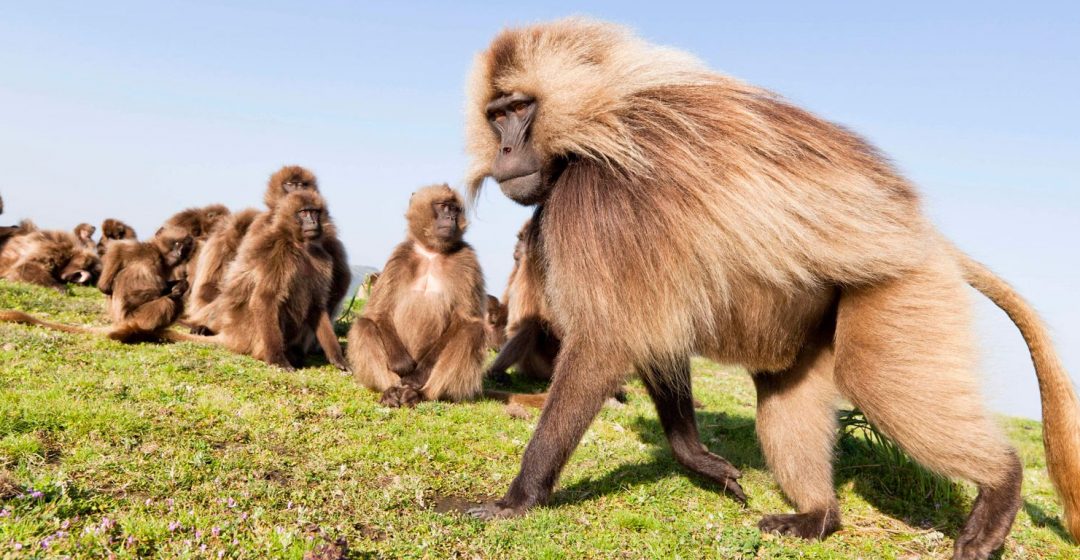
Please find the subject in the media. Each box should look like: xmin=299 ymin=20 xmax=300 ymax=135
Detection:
xmin=511 ymin=102 xmax=529 ymax=114
xmin=491 ymin=111 xmax=506 ymax=123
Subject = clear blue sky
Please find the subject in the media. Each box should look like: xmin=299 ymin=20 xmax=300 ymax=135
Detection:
xmin=1 ymin=1 xmax=1076 ymax=419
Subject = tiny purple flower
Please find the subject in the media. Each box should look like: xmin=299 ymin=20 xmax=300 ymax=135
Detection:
xmin=169 ymin=521 xmax=182 ymax=532
xmin=126 ymin=535 xmax=135 ymax=547
xmin=29 ymin=490 xmax=43 ymax=499
xmin=0 ymin=508 xmax=10 ymax=517
xmin=286 ymin=501 xmax=293 ymax=510
xmin=14 ymin=543 xmax=23 ymax=550
xmin=211 ymin=526 xmax=221 ymax=537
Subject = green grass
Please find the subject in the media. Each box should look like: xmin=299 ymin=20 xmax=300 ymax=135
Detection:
xmin=0 ymin=281 xmax=1074 ymax=558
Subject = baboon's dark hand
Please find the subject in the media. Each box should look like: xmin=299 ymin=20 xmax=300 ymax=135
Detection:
xmin=465 ymin=502 xmax=524 ymax=521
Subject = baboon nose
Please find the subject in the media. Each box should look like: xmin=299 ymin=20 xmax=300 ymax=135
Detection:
xmin=502 ymin=146 xmax=512 ymax=154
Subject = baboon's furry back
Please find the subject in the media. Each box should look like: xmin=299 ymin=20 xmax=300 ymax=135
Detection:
xmin=466 ymin=18 xmax=933 ymax=364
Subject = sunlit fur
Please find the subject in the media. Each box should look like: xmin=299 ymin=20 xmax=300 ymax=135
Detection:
xmin=0 ymin=226 xmax=192 ymax=342
xmin=0 ymin=229 xmax=101 ymax=291
xmin=186 ymin=165 xmax=350 ymax=330
xmin=465 ymin=18 xmax=1080 ymax=554
xmin=174 ymin=190 xmax=347 ymax=370
xmin=348 ymin=184 xmax=486 ymax=403
xmin=97 ymin=218 xmax=137 ymax=255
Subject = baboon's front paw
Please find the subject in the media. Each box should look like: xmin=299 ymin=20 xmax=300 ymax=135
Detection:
xmin=464 ymin=502 xmax=524 ymax=521
xmin=758 ymin=509 xmax=840 ymax=540
xmin=379 ymin=385 xmax=422 ymax=408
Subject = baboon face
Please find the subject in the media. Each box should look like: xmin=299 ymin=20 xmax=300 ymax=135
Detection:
xmin=164 ymin=235 xmax=194 ymax=268
xmin=486 ymin=93 xmax=553 ymax=205
xmin=432 ymin=198 xmax=462 ymax=241
xmin=296 ymin=206 xmax=323 ymax=240
xmin=280 ymin=172 xmax=316 ymax=195
xmin=61 ymin=252 xmax=101 ymax=285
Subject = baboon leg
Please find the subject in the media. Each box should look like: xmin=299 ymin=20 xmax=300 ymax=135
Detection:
xmin=468 ymin=343 xmax=629 ymax=519
xmin=753 ymin=343 xmax=841 ymax=539
xmin=12 ymin=265 xmax=64 ymax=292
xmin=485 ymin=319 xmax=539 ymax=380
xmin=420 ymin=319 xmax=486 ymax=402
xmin=642 ymin=358 xmax=746 ymax=502
xmin=346 ymin=317 xmax=401 ymax=393
xmin=833 ymin=258 xmax=1021 ymax=560
xmin=108 ymin=296 xmax=181 ymax=342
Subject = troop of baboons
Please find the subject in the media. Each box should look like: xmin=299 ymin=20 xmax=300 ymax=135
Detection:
xmin=0 ymin=17 xmax=1075 ymax=560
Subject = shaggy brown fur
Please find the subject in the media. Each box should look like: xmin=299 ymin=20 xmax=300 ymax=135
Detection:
xmin=485 ymin=217 xmax=559 ymax=383
xmin=167 ymin=191 xmax=348 ymax=371
xmin=0 ymin=227 xmax=194 ymax=342
xmin=484 ymin=294 xmax=508 ymax=351
xmin=0 ymin=220 xmax=35 ymax=252
xmin=162 ymin=204 xmax=231 ymax=241
xmin=97 ymin=218 xmax=136 ymax=254
xmin=73 ymin=223 xmax=96 ymax=250
xmin=186 ymin=166 xmax=349 ymax=332
xmin=463 ymin=19 xmax=1079 ymax=559
xmin=0 ymin=229 xmax=101 ymax=292
xmin=347 ymin=184 xmax=487 ymax=407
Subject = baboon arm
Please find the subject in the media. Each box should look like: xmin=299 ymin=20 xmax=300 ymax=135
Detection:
xmin=404 ymin=317 xmax=471 ymax=388
xmin=251 ymin=290 xmax=290 ymax=368
xmin=371 ymin=316 xmax=415 ymax=376
xmin=97 ymin=255 xmax=122 ymax=295
xmin=314 ymin=310 xmax=348 ymax=371
xmin=325 ymin=239 xmax=351 ymax=313
xmin=487 ymin=317 xmax=541 ymax=374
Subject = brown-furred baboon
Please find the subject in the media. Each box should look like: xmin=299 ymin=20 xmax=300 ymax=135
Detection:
xmin=485 ymin=217 xmax=559 ymax=382
xmin=0 ymin=229 xmax=101 ymax=292
xmin=347 ymin=184 xmax=487 ymax=407
xmin=484 ymin=294 xmax=508 ymax=351
xmin=186 ymin=166 xmax=349 ymax=333
xmin=0 ymin=226 xmax=195 ymax=342
xmin=73 ymin=223 xmax=96 ymax=250
xmin=462 ymin=19 xmax=1080 ymax=559
xmin=162 ymin=204 xmax=231 ymax=241
xmin=161 ymin=204 xmax=232 ymax=293
xmin=168 ymin=190 xmax=348 ymax=370
xmin=97 ymin=218 xmax=136 ymax=254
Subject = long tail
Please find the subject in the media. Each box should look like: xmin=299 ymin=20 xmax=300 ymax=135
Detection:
xmin=954 ymin=248 xmax=1080 ymax=542
xmin=0 ymin=310 xmax=104 ymax=335
xmin=483 ymin=389 xmax=549 ymax=409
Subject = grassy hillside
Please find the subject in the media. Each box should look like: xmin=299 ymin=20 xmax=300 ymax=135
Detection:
xmin=0 ymin=282 xmax=1074 ymax=558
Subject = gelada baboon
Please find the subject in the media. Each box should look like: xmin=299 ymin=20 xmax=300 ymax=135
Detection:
xmin=162 ymin=204 xmax=231 ymax=241
xmin=187 ymin=166 xmax=349 ymax=332
xmin=161 ymin=204 xmax=232 ymax=291
xmin=169 ymin=190 xmax=348 ymax=371
xmin=462 ymin=19 xmax=1080 ymax=559
xmin=0 ymin=227 xmax=194 ymax=342
xmin=97 ymin=218 xmax=136 ymax=254
xmin=485 ymin=218 xmax=558 ymax=382
xmin=484 ymin=294 xmax=508 ymax=351
xmin=73 ymin=223 xmax=96 ymax=249
xmin=347 ymin=184 xmax=488 ymax=407
xmin=0 ymin=229 xmax=101 ymax=292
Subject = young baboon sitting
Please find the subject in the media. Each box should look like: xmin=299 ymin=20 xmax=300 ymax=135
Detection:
xmin=0 ymin=229 xmax=101 ymax=292
xmin=0 ymin=226 xmax=193 ymax=341
xmin=347 ymin=184 xmax=487 ymax=407
xmin=170 ymin=190 xmax=349 ymax=371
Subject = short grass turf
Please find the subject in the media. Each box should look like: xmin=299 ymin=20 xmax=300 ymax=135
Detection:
xmin=0 ymin=281 xmax=1074 ymax=558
